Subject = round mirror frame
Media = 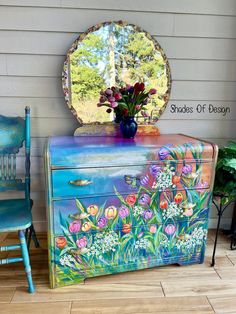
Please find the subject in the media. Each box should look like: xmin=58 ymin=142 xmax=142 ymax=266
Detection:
xmin=62 ymin=20 xmax=172 ymax=126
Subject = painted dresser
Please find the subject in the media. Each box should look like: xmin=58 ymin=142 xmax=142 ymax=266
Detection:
xmin=45 ymin=134 xmax=217 ymax=288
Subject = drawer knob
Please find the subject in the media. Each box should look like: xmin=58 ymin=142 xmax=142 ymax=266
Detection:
xmin=68 ymin=179 xmax=93 ymax=186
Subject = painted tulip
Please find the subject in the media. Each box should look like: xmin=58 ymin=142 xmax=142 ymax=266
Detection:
xmin=122 ymin=223 xmax=132 ymax=234
xmin=81 ymin=221 xmax=92 ymax=232
xmin=174 ymin=192 xmax=183 ymax=204
xmin=69 ymin=220 xmax=81 ymax=233
xmin=172 ymin=175 xmax=181 ymax=184
xmin=135 ymin=104 xmax=141 ymax=111
xmin=111 ymin=102 xmax=118 ymax=108
xmin=149 ymin=224 xmax=157 ymax=233
xmin=149 ymin=88 xmax=157 ymax=95
xmin=160 ymin=200 xmax=168 ymax=209
xmin=118 ymin=205 xmax=130 ymax=219
xmin=140 ymin=174 xmax=150 ymax=186
xmin=56 ymin=237 xmax=67 ymax=249
xmin=87 ymin=205 xmax=98 ymax=216
xmin=123 ymin=108 xmax=129 ymax=116
xmin=105 ymin=206 xmax=117 ymax=219
xmin=114 ymin=92 xmax=122 ymax=100
xmin=182 ymin=164 xmax=192 ymax=175
xmin=126 ymin=194 xmax=136 ymax=206
xmin=164 ymin=224 xmax=176 ymax=235
xmin=134 ymin=82 xmax=145 ymax=92
xmin=138 ymin=193 xmax=151 ymax=206
xmin=108 ymin=96 xmax=115 ymax=103
xmin=105 ymin=88 xmax=113 ymax=95
xmin=143 ymin=209 xmax=153 ymax=220
xmin=76 ymin=236 xmax=87 ymax=248
xmin=150 ymin=164 xmax=161 ymax=177
xmin=97 ymin=216 xmax=108 ymax=228
xmin=127 ymin=86 xmax=134 ymax=93
xmin=158 ymin=147 xmax=170 ymax=160
xmin=99 ymin=96 xmax=107 ymax=103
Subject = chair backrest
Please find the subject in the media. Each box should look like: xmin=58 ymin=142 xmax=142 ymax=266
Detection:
xmin=0 ymin=107 xmax=30 ymax=200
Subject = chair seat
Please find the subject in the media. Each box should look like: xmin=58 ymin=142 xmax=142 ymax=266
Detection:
xmin=0 ymin=199 xmax=32 ymax=232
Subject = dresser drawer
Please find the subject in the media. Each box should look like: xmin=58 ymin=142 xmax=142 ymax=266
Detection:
xmin=53 ymin=185 xmax=211 ymax=237
xmin=53 ymin=215 xmax=208 ymax=287
xmin=52 ymin=161 xmax=213 ymax=199
xmin=52 ymin=166 xmax=141 ymax=198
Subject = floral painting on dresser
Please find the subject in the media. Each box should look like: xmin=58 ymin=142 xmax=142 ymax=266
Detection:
xmin=52 ymin=141 xmax=213 ymax=287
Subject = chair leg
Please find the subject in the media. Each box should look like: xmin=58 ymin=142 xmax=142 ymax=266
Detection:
xmin=18 ymin=230 xmax=35 ymax=293
xmin=27 ymin=227 xmax=32 ymax=250
xmin=31 ymin=225 xmax=40 ymax=248
xmin=27 ymin=225 xmax=40 ymax=249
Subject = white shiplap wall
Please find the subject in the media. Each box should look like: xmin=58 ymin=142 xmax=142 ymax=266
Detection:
xmin=0 ymin=1 xmax=235 ymax=230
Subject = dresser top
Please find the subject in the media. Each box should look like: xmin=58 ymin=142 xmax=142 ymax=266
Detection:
xmin=46 ymin=134 xmax=216 ymax=168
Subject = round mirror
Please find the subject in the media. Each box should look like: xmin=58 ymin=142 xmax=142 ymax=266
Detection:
xmin=62 ymin=21 xmax=171 ymax=125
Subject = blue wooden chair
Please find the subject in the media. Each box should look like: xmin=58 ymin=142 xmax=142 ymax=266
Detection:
xmin=0 ymin=107 xmax=35 ymax=293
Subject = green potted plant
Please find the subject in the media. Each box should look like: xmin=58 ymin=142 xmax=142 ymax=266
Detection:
xmin=214 ymin=141 xmax=236 ymax=204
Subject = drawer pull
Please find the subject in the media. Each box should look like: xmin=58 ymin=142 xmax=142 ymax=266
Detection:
xmin=68 ymin=179 xmax=93 ymax=186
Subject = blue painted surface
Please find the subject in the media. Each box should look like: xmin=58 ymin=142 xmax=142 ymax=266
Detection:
xmin=46 ymin=134 xmax=218 ymax=288
xmin=0 ymin=107 xmax=35 ymax=293
xmin=19 ymin=230 xmax=35 ymax=293
xmin=52 ymin=166 xmax=141 ymax=198
xmin=0 ymin=115 xmax=25 ymax=154
xmin=0 ymin=199 xmax=32 ymax=232
xmin=49 ymin=135 xmax=214 ymax=168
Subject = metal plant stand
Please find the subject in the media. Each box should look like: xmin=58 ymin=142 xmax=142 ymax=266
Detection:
xmin=229 ymin=202 xmax=236 ymax=250
xmin=211 ymin=194 xmax=235 ymax=267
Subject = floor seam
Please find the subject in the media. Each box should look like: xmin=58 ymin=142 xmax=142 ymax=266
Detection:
xmin=160 ymin=281 xmax=166 ymax=297
xmin=206 ymin=295 xmax=216 ymax=313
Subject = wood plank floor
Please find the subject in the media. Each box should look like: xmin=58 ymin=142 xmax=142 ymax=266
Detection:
xmin=0 ymin=230 xmax=236 ymax=313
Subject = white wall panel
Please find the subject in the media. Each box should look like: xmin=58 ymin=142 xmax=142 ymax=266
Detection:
xmin=0 ymin=1 xmax=235 ymax=229
xmin=1 ymin=77 xmax=236 ymax=101
xmin=0 ymin=7 xmax=175 ymax=35
xmin=1 ymin=31 xmax=236 ymax=61
xmin=2 ymin=55 xmax=236 ymax=81
xmin=1 ymin=98 xmax=235 ymax=120
xmin=1 ymin=0 xmax=236 ymax=16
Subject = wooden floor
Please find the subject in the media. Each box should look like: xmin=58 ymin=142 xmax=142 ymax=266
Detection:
xmin=0 ymin=231 xmax=236 ymax=313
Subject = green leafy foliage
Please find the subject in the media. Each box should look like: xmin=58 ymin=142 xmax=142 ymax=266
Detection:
xmin=214 ymin=141 xmax=236 ymax=204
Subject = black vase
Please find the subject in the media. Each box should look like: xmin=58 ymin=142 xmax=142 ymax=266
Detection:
xmin=120 ymin=116 xmax=138 ymax=139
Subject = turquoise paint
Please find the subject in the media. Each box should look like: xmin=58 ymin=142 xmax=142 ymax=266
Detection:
xmin=0 ymin=244 xmax=21 ymax=251
xmin=45 ymin=134 xmax=217 ymax=288
xmin=19 ymin=230 xmax=35 ymax=293
xmin=0 ymin=257 xmax=23 ymax=265
xmin=0 ymin=115 xmax=25 ymax=154
xmin=0 ymin=107 xmax=35 ymax=293
xmin=0 ymin=199 xmax=32 ymax=232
